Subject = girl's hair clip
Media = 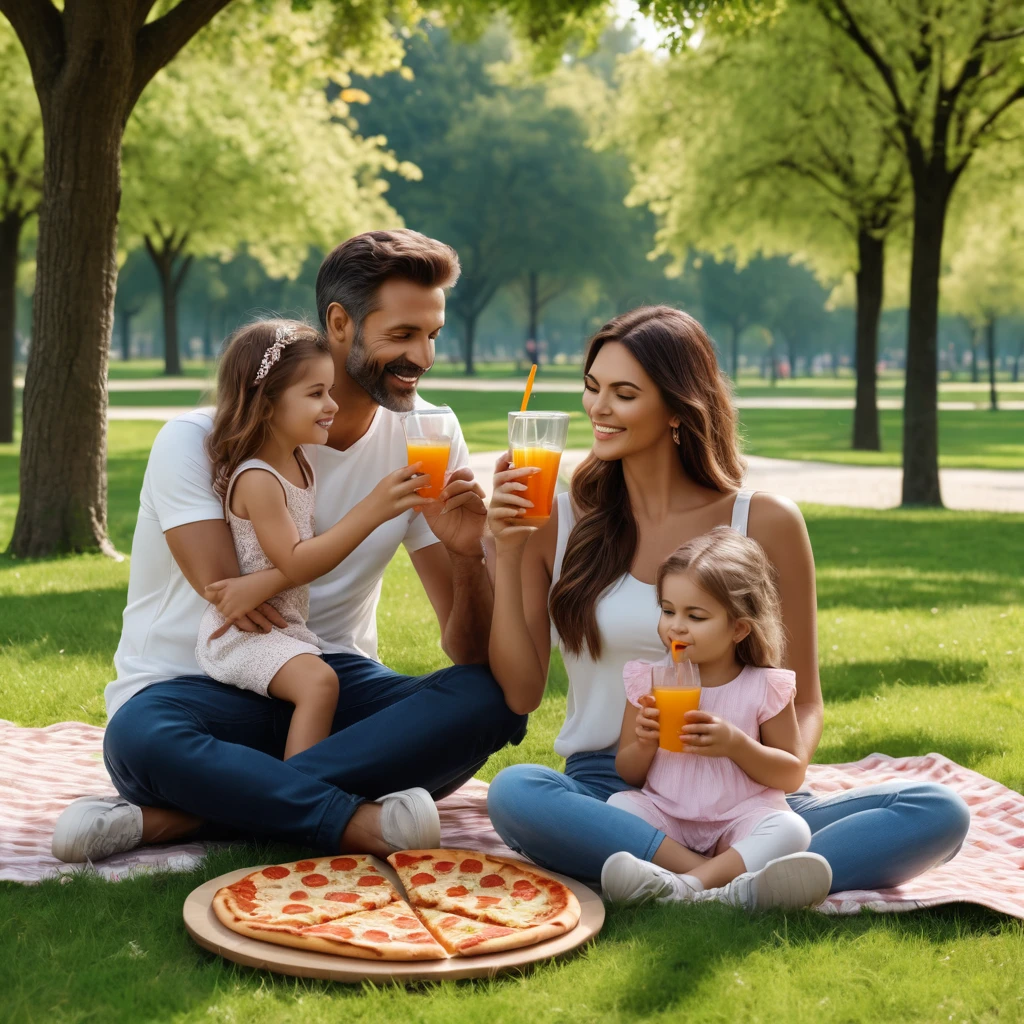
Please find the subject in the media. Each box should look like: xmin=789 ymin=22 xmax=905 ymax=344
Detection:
xmin=253 ymin=325 xmax=298 ymax=384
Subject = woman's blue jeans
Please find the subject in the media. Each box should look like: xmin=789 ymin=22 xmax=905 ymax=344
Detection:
xmin=487 ymin=751 xmax=971 ymax=893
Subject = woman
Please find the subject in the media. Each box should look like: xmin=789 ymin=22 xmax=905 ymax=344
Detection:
xmin=486 ymin=306 xmax=969 ymax=910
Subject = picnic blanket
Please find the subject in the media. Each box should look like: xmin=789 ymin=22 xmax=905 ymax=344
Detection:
xmin=2 ymin=719 xmax=1022 ymax=917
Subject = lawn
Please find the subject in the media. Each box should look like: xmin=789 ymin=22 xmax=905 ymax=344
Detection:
xmin=1 ymin=420 xmax=1023 ymax=1022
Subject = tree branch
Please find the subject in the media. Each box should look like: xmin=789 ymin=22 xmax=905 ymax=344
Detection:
xmin=958 ymin=82 xmax=1024 ymax=171
xmin=984 ymin=26 xmax=1024 ymax=42
xmin=0 ymin=0 xmax=63 ymax=92
xmin=131 ymin=0 xmax=233 ymax=108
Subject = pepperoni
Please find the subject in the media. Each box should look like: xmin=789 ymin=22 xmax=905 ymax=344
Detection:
xmin=439 ymin=915 xmax=461 ymax=928
xmin=325 ymin=891 xmax=359 ymax=903
xmin=410 ymin=873 xmax=436 ymax=886
xmin=405 ymin=931 xmax=435 ymax=943
xmin=476 ymin=895 xmax=503 ymax=907
xmin=294 ymin=860 xmax=317 ymax=872
xmin=230 ymin=879 xmax=257 ymax=899
xmin=391 ymin=853 xmax=427 ymax=868
xmin=261 ymin=866 xmax=289 ymax=880
xmin=434 ymin=861 xmax=455 ymax=873
xmin=320 ymin=924 xmax=353 ymax=939
xmin=301 ymin=874 xmax=329 ymax=888
xmin=393 ymin=916 xmax=420 ymax=928
xmin=480 ymin=874 xmax=506 ymax=888
xmin=459 ymin=859 xmax=483 ymax=874
xmin=236 ymin=898 xmax=257 ymax=913
xmin=482 ymin=925 xmax=515 ymax=938
xmin=446 ymin=885 xmax=469 ymax=898
xmin=330 ymin=857 xmax=358 ymax=872
xmin=282 ymin=903 xmax=313 ymax=914
xmin=289 ymin=891 xmax=309 ymax=901
xmin=512 ymin=884 xmax=539 ymax=901
xmin=357 ymin=876 xmax=383 ymax=887
xmin=363 ymin=929 xmax=391 ymax=942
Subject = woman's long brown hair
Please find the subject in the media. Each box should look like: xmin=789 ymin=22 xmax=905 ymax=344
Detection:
xmin=549 ymin=306 xmax=745 ymax=658
xmin=205 ymin=319 xmax=330 ymax=501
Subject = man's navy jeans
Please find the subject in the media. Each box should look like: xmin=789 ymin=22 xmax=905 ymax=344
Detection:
xmin=103 ymin=652 xmax=527 ymax=851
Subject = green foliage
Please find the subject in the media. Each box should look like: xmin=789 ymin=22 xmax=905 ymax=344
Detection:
xmin=0 ymin=17 xmax=40 ymax=224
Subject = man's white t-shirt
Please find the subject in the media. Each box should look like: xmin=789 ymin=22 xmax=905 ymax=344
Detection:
xmin=105 ymin=398 xmax=470 ymax=719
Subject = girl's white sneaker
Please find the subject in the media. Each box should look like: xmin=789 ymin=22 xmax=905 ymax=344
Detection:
xmin=601 ymin=851 xmax=703 ymax=904
xmin=698 ymin=852 xmax=832 ymax=911
xmin=375 ymin=787 xmax=441 ymax=851
xmin=51 ymin=796 xmax=144 ymax=864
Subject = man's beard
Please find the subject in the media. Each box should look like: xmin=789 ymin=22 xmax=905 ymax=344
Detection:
xmin=345 ymin=325 xmax=426 ymax=413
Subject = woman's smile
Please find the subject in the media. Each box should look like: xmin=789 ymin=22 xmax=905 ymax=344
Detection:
xmin=592 ymin=421 xmax=625 ymax=441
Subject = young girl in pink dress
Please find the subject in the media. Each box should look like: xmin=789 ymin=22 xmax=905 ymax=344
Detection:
xmin=602 ymin=527 xmax=828 ymax=906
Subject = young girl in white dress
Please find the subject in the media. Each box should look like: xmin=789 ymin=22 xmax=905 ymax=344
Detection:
xmin=196 ymin=319 xmax=427 ymax=758
xmin=602 ymin=527 xmax=829 ymax=906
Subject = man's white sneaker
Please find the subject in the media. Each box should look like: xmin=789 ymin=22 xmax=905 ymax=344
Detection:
xmin=376 ymin=787 xmax=441 ymax=851
xmin=700 ymin=852 xmax=832 ymax=911
xmin=51 ymin=796 xmax=144 ymax=864
xmin=601 ymin=851 xmax=703 ymax=905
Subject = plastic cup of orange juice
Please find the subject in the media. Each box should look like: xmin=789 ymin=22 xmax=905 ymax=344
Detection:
xmin=402 ymin=406 xmax=457 ymax=500
xmin=508 ymin=412 xmax=569 ymax=520
xmin=651 ymin=662 xmax=701 ymax=752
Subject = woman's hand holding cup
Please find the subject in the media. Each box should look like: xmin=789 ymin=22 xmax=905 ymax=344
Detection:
xmin=488 ymin=450 xmax=541 ymax=549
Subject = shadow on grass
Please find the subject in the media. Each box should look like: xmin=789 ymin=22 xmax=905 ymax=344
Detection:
xmin=814 ymin=730 xmax=1005 ymax=767
xmin=821 ymin=658 xmax=987 ymax=702
xmin=0 ymin=587 xmax=127 ymax=656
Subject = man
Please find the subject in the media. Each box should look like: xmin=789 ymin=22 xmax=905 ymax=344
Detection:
xmin=52 ymin=230 xmax=526 ymax=863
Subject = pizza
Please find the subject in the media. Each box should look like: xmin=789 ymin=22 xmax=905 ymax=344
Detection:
xmin=387 ymin=849 xmax=581 ymax=956
xmin=212 ymin=854 xmax=447 ymax=960
xmin=213 ymin=850 xmax=581 ymax=962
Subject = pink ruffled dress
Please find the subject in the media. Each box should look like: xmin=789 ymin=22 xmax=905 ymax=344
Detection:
xmin=607 ymin=658 xmax=797 ymax=856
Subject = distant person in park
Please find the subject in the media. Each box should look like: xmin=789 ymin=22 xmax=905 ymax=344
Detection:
xmin=195 ymin=319 xmax=432 ymax=759
xmin=52 ymin=230 xmax=526 ymax=864
xmin=485 ymin=305 xmax=970 ymax=910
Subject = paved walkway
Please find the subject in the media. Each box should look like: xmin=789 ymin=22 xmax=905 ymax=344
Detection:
xmin=21 ymin=376 xmax=1024 ymax=410
xmin=102 ymin=406 xmax=1022 ymax=512
xmin=468 ymin=449 xmax=1024 ymax=513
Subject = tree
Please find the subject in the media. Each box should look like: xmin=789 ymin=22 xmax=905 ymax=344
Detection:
xmin=121 ymin=16 xmax=400 ymax=376
xmin=0 ymin=17 xmax=41 ymax=444
xmin=941 ymin=139 xmax=1024 ymax=412
xmin=608 ymin=15 xmax=909 ymax=449
xmin=0 ymin=0 xmax=619 ymax=557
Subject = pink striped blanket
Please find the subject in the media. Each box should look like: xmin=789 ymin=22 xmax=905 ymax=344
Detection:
xmin=2 ymin=720 xmax=1022 ymax=917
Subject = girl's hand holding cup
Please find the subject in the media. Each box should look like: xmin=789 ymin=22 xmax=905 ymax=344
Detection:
xmin=363 ymin=463 xmax=431 ymax=523
xmin=488 ymin=451 xmax=540 ymax=549
xmin=634 ymin=693 xmax=661 ymax=747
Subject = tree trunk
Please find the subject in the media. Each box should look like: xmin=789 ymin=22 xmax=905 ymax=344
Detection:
xmin=145 ymin=240 xmax=192 ymax=377
xmin=0 ymin=212 xmax=23 ymax=445
xmin=1014 ymin=338 xmax=1023 ymax=383
xmin=786 ymin=336 xmax=798 ymax=380
xmin=730 ymin=323 xmax=740 ymax=380
xmin=852 ymin=230 xmax=883 ymax=451
xmin=900 ymin=178 xmax=947 ymax=507
xmin=985 ymin=316 xmax=998 ymax=412
xmin=526 ymin=270 xmax=538 ymax=356
xmin=463 ymin=314 xmax=477 ymax=376
xmin=970 ymin=322 xmax=981 ymax=384
xmin=118 ymin=305 xmax=139 ymax=362
xmin=10 ymin=23 xmax=134 ymax=557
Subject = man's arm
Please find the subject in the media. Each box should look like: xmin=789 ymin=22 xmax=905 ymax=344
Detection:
xmin=166 ymin=519 xmax=290 ymax=634
xmin=409 ymin=542 xmax=492 ymax=664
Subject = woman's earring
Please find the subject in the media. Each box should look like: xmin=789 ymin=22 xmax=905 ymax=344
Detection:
xmin=671 ymin=425 xmax=680 ymax=445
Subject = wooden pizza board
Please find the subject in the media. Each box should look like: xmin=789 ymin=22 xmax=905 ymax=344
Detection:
xmin=183 ymin=860 xmax=605 ymax=984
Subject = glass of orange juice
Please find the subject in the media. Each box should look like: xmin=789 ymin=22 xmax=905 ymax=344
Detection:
xmin=508 ymin=412 xmax=570 ymax=520
xmin=402 ymin=406 xmax=457 ymax=500
xmin=651 ymin=662 xmax=701 ymax=753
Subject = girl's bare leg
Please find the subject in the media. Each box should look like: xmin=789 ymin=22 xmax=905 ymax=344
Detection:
xmin=141 ymin=807 xmax=204 ymax=843
xmin=268 ymin=655 xmax=339 ymax=759
xmin=651 ymin=836 xmax=708 ymax=874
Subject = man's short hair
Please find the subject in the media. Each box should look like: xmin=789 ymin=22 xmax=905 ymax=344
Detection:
xmin=315 ymin=229 xmax=461 ymax=330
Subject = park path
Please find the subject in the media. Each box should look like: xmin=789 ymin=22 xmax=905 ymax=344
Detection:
xmin=101 ymin=405 xmax=1024 ymax=512
xmin=468 ymin=449 xmax=1024 ymax=513
xmin=19 ymin=376 xmax=1024 ymax=409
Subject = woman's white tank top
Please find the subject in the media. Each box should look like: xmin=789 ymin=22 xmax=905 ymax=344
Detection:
xmin=548 ymin=488 xmax=754 ymax=758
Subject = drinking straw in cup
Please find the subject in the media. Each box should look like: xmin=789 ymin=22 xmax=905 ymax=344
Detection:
xmin=508 ymin=411 xmax=569 ymax=520
xmin=402 ymin=406 xmax=457 ymax=500
xmin=651 ymin=661 xmax=701 ymax=753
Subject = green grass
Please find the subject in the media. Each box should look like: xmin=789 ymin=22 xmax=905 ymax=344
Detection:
xmin=1 ymin=421 xmax=1024 ymax=1021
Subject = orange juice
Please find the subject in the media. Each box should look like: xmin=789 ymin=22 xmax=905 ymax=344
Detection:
xmin=511 ymin=446 xmax=562 ymax=518
xmin=406 ymin=438 xmax=451 ymax=500
xmin=653 ymin=687 xmax=701 ymax=752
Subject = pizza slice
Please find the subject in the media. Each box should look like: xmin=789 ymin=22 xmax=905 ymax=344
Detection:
xmin=388 ymin=849 xmax=581 ymax=951
xmin=300 ymin=900 xmax=448 ymax=960
xmin=415 ymin=907 xmax=540 ymax=957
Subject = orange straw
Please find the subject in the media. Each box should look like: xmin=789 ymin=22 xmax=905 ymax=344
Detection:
xmin=519 ymin=364 xmax=538 ymax=412
xmin=670 ymin=640 xmax=691 ymax=664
